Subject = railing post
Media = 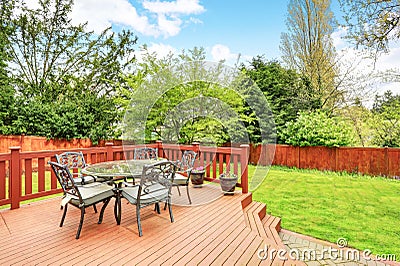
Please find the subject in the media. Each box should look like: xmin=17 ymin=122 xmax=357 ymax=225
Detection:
xmin=105 ymin=142 xmax=114 ymax=161
xmin=10 ymin=146 xmax=21 ymax=209
xmin=156 ymin=140 xmax=163 ymax=158
xmin=192 ymin=142 xmax=200 ymax=153
xmin=240 ymin=144 xmax=249 ymax=194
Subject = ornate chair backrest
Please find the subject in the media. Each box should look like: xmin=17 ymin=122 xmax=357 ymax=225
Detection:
xmin=134 ymin=148 xmax=158 ymax=160
xmin=177 ymin=150 xmax=197 ymax=171
xmin=138 ymin=161 xmax=175 ymax=204
xmin=48 ymin=161 xmax=82 ymax=201
xmin=56 ymin=151 xmax=87 ymax=177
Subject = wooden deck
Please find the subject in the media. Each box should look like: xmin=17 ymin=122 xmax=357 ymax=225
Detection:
xmin=0 ymin=184 xmax=302 ymax=265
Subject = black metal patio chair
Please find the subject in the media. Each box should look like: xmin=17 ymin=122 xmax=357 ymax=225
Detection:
xmin=118 ymin=160 xmax=175 ymax=237
xmin=56 ymin=151 xmax=97 ymax=185
xmin=48 ymin=161 xmax=115 ymax=239
xmin=56 ymin=151 xmax=104 ymax=212
xmin=172 ymin=150 xmax=197 ymax=204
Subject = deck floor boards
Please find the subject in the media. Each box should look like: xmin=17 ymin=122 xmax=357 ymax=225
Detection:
xmin=0 ymin=185 xmax=285 ymax=265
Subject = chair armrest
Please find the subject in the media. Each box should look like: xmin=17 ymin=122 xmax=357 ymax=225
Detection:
xmin=122 ymin=181 xmax=136 ymax=187
xmin=81 ymin=174 xmax=97 ymax=183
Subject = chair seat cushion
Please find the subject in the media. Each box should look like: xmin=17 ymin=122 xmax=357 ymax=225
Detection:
xmin=173 ymin=173 xmax=189 ymax=185
xmin=121 ymin=184 xmax=168 ymax=205
xmin=69 ymin=183 xmax=114 ymax=206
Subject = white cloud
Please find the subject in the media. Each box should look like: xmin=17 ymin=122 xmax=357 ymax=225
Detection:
xmin=142 ymin=0 xmax=205 ymax=38
xmin=211 ymin=44 xmax=238 ymax=62
xmin=146 ymin=43 xmax=177 ymax=58
xmin=156 ymin=14 xmax=182 ymax=38
xmin=142 ymin=0 xmax=205 ymax=15
xmin=68 ymin=0 xmax=205 ymax=38
xmin=189 ymin=17 xmax=203 ymax=24
xmin=331 ymin=26 xmax=348 ymax=51
xmin=135 ymin=43 xmax=177 ymax=62
xmin=71 ymin=0 xmax=158 ymax=36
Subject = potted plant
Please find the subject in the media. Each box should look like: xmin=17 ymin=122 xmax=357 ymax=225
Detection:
xmin=190 ymin=166 xmax=205 ymax=187
xmin=219 ymin=173 xmax=238 ymax=194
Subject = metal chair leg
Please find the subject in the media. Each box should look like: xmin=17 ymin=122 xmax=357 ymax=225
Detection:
xmin=186 ymin=185 xmax=192 ymax=204
xmin=176 ymin=186 xmax=181 ymax=196
xmin=136 ymin=205 xmax=142 ymax=237
xmin=60 ymin=203 xmax=68 ymax=227
xmin=114 ymin=192 xmax=121 ymax=225
xmin=93 ymin=204 xmax=98 ymax=213
xmin=76 ymin=207 xmax=85 ymax=239
xmin=155 ymin=203 xmax=161 ymax=214
xmin=98 ymin=198 xmax=110 ymax=224
xmin=168 ymin=200 xmax=174 ymax=223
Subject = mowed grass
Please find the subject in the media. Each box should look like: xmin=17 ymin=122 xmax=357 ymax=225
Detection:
xmin=251 ymin=165 xmax=400 ymax=259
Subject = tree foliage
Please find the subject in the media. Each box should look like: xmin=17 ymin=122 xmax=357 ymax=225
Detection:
xmin=369 ymin=90 xmax=400 ymax=147
xmin=280 ymin=110 xmax=355 ymax=147
xmin=340 ymin=0 xmax=400 ymax=54
xmin=338 ymin=99 xmax=372 ymax=147
xmin=0 ymin=0 xmax=16 ymax=134
xmin=121 ymin=47 xmax=274 ymax=145
xmin=280 ymin=0 xmax=340 ymax=110
xmin=242 ymin=56 xmax=320 ymax=143
xmin=2 ymin=0 xmax=138 ymax=142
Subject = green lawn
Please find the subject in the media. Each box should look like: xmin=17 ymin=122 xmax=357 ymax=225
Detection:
xmin=0 ymin=171 xmax=62 ymax=210
xmin=251 ymin=165 xmax=400 ymax=259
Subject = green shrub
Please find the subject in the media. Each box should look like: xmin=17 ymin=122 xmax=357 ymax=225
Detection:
xmin=280 ymin=110 xmax=355 ymax=147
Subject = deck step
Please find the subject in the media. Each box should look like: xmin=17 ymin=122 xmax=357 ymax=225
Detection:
xmin=241 ymin=194 xmax=305 ymax=265
xmin=240 ymin=192 xmax=253 ymax=209
xmin=262 ymin=214 xmax=283 ymax=247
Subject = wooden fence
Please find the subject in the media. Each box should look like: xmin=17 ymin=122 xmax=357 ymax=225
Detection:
xmin=251 ymin=144 xmax=400 ymax=177
xmin=0 ymin=135 xmax=122 ymax=153
xmin=0 ymin=141 xmax=249 ymax=210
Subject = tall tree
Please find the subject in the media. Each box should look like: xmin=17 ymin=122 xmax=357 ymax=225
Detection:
xmin=3 ymin=0 xmax=138 ymax=142
xmin=7 ymin=0 xmax=137 ymax=99
xmin=242 ymin=56 xmax=319 ymax=143
xmin=121 ymin=47 xmax=272 ymax=145
xmin=0 ymin=0 xmax=16 ymax=134
xmin=340 ymin=0 xmax=400 ymax=55
xmin=280 ymin=0 xmax=339 ymax=110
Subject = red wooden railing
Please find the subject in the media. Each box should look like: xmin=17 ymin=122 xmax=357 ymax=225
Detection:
xmin=0 ymin=142 xmax=249 ymax=210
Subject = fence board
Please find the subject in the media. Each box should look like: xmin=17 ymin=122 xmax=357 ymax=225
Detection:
xmin=388 ymin=149 xmax=400 ymax=177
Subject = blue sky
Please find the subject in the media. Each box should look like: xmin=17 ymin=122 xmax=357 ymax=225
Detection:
xmin=67 ymin=0 xmax=343 ymax=63
xmin=156 ymin=0 xmax=290 ymax=60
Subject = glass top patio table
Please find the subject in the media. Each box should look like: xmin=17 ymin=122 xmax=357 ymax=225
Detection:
xmin=81 ymin=158 xmax=166 ymax=180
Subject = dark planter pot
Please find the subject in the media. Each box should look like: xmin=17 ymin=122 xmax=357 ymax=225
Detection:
xmin=191 ymin=171 xmax=205 ymax=187
xmin=220 ymin=176 xmax=238 ymax=194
